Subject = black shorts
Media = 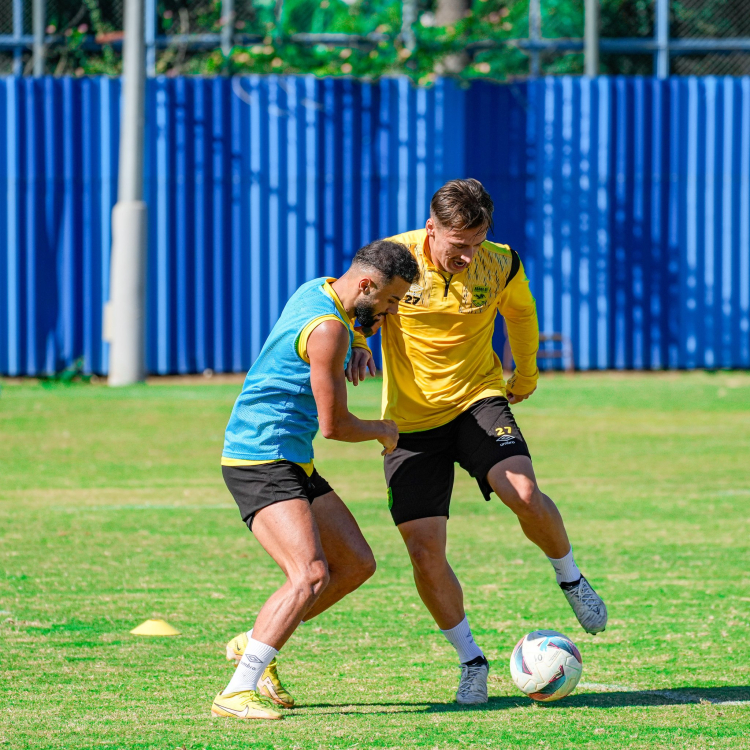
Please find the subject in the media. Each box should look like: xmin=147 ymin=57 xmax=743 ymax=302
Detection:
xmin=222 ymin=461 xmax=333 ymax=532
xmin=384 ymin=397 xmax=531 ymax=526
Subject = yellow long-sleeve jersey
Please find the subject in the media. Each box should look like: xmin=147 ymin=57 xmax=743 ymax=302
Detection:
xmin=381 ymin=229 xmax=540 ymax=433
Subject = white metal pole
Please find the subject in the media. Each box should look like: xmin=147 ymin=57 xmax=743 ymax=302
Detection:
xmin=13 ymin=0 xmax=23 ymax=75
xmin=221 ymin=0 xmax=235 ymax=59
xmin=33 ymin=0 xmax=46 ymax=76
xmin=655 ymin=0 xmax=669 ymax=78
xmin=401 ymin=0 xmax=418 ymax=52
xmin=529 ymin=0 xmax=541 ymax=76
xmin=584 ymin=0 xmax=599 ymax=76
xmin=108 ymin=0 xmax=148 ymax=386
xmin=145 ymin=0 xmax=156 ymax=76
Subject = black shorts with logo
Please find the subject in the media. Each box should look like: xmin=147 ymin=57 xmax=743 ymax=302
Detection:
xmin=222 ymin=461 xmax=333 ymax=532
xmin=384 ymin=397 xmax=531 ymax=526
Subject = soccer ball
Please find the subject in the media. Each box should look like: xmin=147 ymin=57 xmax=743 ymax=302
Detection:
xmin=509 ymin=630 xmax=583 ymax=702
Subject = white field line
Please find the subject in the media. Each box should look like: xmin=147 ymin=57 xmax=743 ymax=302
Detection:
xmin=51 ymin=504 xmax=236 ymax=512
xmin=578 ymin=682 xmax=747 ymax=706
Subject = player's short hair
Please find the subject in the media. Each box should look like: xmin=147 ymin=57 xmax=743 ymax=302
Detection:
xmin=430 ymin=178 xmax=494 ymax=233
xmin=351 ymin=240 xmax=419 ymax=284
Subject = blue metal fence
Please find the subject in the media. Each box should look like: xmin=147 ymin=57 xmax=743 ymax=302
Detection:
xmin=1 ymin=75 xmax=749 ymax=376
xmin=515 ymin=77 xmax=750 ymax=371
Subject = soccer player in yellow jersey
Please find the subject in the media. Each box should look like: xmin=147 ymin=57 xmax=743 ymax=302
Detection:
xmin=352 ymin=179 xmax=607 ymax=705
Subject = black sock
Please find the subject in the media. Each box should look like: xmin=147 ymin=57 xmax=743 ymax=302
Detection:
xmin=462 ymin=654 xmax=489 ymax=667
xmin=559 ymin=577 xmax=583 ymax=591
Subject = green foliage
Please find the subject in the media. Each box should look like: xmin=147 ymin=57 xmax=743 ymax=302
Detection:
xmin=37 ymin=0 xmax=750 ymax=78
xmin=56 ymin=0 xmax=594 ymax=79
xmin=598 ymin=0 xmax=653 ymax=74
xmin=209 ymin=0 xmax=585 ymax=82
xmin=38 ymin=357 xmax=94 ymax=386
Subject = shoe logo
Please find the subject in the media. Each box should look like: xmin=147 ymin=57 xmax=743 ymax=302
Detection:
xmin=259 ymin=676 xmax=279 ymax=700
xmin=214 ymin=702 xmax=249 ymax=718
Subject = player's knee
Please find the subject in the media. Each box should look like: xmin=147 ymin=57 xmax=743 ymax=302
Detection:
xmin=501 ymin=480 xmax=543 ymax=517
xmin=407 ymin=544 xmax=445 ymax=578
xmin=309 ymin=560 xmax=331 ymax=596
xmin=356 ymin=552 xmax=377 ymax=584
xmin=331 ymin=550 xmax=376 ymax=593
xmin=293 ymin=560 xmax=330 ymax=603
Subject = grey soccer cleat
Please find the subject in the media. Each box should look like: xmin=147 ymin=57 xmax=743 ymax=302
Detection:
xmin=456 ymin=657 xmax=489 ymax=705
xmin=560 ymin=575 xmax=608 ymax=634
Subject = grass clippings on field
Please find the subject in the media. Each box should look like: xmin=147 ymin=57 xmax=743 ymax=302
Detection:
xmin=1 ymin=371 xmax=749 ymax=749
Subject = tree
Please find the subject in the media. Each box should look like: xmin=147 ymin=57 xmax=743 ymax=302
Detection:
xmin=433 ymin=0 xmax=472 ymax=73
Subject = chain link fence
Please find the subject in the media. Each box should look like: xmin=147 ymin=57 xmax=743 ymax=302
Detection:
xmin=44 ymin=0 xmax=124 ymax=74
xmin=1 ymin=0 xmax=124 ymax=74
xmin=2 ymin=0 xmax=749 ymax=77
xmin=152 ymin=0 xmax=407 ymax=75
xmin=600 ymin=0 xmax=653 ymax=74
xmin=671 ymin=0 xmax=750 ymax=74
xmin=0 ymin=0 xmax=26 ymax=74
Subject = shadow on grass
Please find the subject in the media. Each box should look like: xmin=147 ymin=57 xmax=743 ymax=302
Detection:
xmin=525 ymin=686 xmax=750 ymax=709
xmin=299 ymin=687 xmax=750 ymax=715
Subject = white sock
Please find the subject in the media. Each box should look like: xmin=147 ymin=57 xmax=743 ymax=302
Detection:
xmin=440 ymin=615 xmax=484 ymax=664
xmin=548 ymin=547 xmax=582 ymax=584
xmin=222 ymin=637 xmax=278 ymax=695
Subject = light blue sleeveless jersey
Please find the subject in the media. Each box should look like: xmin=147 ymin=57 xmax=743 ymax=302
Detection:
xmin=223 ymin=277 xmax=353 ymax=464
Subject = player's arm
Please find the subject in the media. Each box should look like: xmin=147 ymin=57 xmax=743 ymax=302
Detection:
xmin=345 ymin=328 xmax=376 ymax=386
xmin=497 ymin=256 xmax=540 ymax=404
xmin=308 ymin=320 xmax=398 ymax=455
xmin=345 ymin=233 xmax=412 ymax=386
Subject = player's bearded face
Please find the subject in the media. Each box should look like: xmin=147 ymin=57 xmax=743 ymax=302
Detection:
xmin=426 ymin=220 xmax=487 ymax=274
xmin=355 ymin=276 xmax=411 ymax=336
xmin=355 ymin=298 xmax=380 ymax=330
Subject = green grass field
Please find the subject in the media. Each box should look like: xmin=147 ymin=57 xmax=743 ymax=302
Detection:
xmin=1 ymin=372 xmax=749 ymax=749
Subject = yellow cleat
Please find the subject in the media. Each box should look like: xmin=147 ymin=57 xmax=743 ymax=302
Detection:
xmin=257 ymin=658 xmax=295 ymax=708
xmin=225 ymin=633 xmax=296 ymax=708
xmin=225 ymin=632 xmax=250 ymax=665
xmin=211 ymin=690 xmax=283 ymax=720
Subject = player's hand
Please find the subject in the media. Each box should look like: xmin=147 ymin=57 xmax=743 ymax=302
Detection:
xmin=507 ymin=386 xmax=536 ymax=405
xmin=377 ymin=419 xmax=399 ymax=456
xmin=345 ymin=347 xmax=376 ymax=386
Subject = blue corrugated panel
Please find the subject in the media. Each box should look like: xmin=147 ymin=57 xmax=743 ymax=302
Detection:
xmin=516 ymin=77 xmax=750 ymax=370
xmin=1 ymin=76 xmax=749 ymax=376
xmin=137 ymin=76 xmax=466 ymax=374
xmin=1 ymin=77 xmax=118 ymax=376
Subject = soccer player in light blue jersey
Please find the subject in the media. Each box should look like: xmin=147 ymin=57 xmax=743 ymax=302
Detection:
xmin=211 ymin=240 xmax=418 ymax=721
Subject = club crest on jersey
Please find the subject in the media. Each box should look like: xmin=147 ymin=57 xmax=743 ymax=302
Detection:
xmin=471 ymin=285 xmax=490 ymax=307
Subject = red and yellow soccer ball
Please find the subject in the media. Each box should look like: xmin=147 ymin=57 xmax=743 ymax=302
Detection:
xmin=509 ymin=630 xmax=583 ymax=701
